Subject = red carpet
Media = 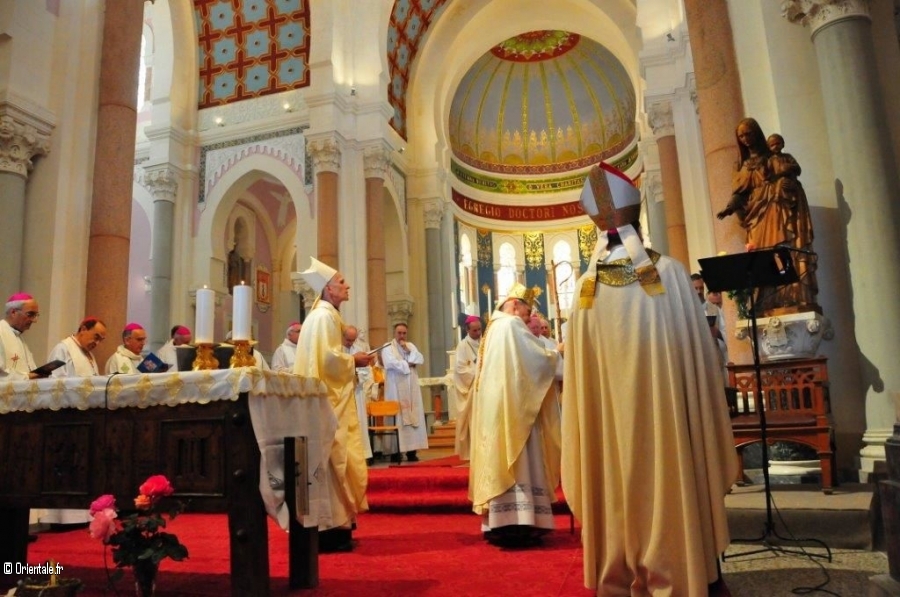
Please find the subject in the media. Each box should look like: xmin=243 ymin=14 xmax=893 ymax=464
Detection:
xmin=20 ymin=512 xmax=590 ymax=596
xmin=368 ymin=466 xmax=472 ymax=512
xmin=367 ymin=464 xmax=571 ymax=515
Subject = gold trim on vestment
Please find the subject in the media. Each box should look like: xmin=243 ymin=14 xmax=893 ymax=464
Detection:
xmin=595 ymin=250 xmax=662 ymax=287
xmin=580 ymin=250 xmax=664 ymax=308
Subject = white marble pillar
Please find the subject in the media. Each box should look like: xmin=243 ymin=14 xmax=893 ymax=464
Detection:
xmin=141 ymin=167 xmax=178 ymax=352
xmin=423 ymin=199 xmax=446 ymax=377
xmin=641 ymin=170 xmax=667 ymax=255
xmin=0 ymin=113 xmax=50 ymax=299
xmin=783 ymin=0 xmax=900 ymax=476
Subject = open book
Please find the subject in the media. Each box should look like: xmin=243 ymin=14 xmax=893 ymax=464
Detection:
xmin=137 ymin=352 xmax=170 ymax=373
xmin=31 ymin=359 xmax=65 ymax=378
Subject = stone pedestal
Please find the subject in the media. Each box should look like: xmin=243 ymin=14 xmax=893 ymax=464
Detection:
xmin=735 ymin=311 xmax=833 ymax=361
xmin=880 ymin=426 xmax=900 ymax=584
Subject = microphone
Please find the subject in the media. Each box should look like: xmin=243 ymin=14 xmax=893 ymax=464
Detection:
xmin=774 ymin=242 xmax=816 ymax=256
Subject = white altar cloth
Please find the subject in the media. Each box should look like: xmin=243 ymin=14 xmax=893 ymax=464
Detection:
xmin=0 ymin=368 xmax=337 ymax=531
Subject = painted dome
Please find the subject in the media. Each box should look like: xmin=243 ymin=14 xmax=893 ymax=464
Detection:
xmin=449 ymin=31 xmax=636 ymax=176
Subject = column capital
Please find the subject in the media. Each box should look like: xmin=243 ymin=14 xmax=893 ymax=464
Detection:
xmin=290 ymin=273 xmax=319 ymax=310
xmin=307 ymin=135 xmax=341 ymax=174
xmin=387 ymin=294 xmax=414 ymax=329
xmin=140 ymin=166 xmax=179 ymax=202
xmin=782 ymin=0 xmax=871 ymax=34
xmin=0 ymin=115 xmax=51 ymax=177
xmin=363 ymin=144 xmax=391 ymax=180
xmin=647 ymin=101 xmax=675 ymax=138
xmin=421 ymin=198 xmax=444 ymax=229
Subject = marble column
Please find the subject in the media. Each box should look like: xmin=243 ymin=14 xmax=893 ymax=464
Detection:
xmin=363 ymin=145 xmax=389 ymax=348
xmin=682 ymin=0 xmax=747 ymax=365
xmin=648 ymin=101 xmax=689 ymax=268
xmin=642 ymin=171 xmax=668 ymax=256
xmin=0 ymin=114 xmax=50 ymax=299
xmin=423 ymin=199 xmax=446 ymax=377
xmin=141 ymin=167 xmax=178 ymax=352
xmin=85 ymin=0 xmax=144 ymax=365
xmin=308 ymin=137 xmax=341 ymax=270
xmin=784 ymin=0 xmax=900 ymax=476
xmin=682 ymin=0 xmax=745 ymax=252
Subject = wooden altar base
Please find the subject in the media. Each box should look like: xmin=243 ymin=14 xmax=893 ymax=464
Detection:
xmin=0 ymin=392 xmax=312 ymax=596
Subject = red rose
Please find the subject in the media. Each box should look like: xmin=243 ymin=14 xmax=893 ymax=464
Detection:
xmin=90 ymin=494 xmax=116 ymax=516
xmin=139 ymin=475 xmax=175 ymax=498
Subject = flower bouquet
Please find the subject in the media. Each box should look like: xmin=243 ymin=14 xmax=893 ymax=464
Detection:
xmin=89 ymin=475 xmax=189 ymax=596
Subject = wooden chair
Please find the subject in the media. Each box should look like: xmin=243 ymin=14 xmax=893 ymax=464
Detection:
xmin=367 ymin=400 xmax=401 ymax=465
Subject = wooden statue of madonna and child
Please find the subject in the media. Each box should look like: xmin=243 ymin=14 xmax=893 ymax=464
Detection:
xmin=716 ymin=117 xmax=820 ymax=317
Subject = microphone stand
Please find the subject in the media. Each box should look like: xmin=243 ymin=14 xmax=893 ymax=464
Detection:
xmin=721 ymin=250 xmax=831 ymax=563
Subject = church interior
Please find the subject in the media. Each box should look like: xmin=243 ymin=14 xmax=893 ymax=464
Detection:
xmin=3 ymin=0 xmax=900 ymax=592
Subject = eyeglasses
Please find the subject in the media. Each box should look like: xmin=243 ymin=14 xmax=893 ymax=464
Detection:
xmin=19 ymin=310 xmax=39 ymax=318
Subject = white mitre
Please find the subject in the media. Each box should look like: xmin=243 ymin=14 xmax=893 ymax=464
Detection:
xmin=580 ymin=162 xmax=664 ymax=296
xmin=298 ymin=257 xmax=337 ymax=294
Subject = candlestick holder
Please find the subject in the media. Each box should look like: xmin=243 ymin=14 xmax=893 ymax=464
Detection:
xmin=229 ymin=339 xmax=257 ymax=368
xmin=191 ymin=342 xmax=218 ymax=371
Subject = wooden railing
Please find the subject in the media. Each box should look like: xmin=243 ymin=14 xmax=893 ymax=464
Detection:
xmin=726 ymin=356 xmax=836 ymax=494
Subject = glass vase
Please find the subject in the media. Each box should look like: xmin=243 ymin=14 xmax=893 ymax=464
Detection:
xmin=133 ymin=560 xmax=158 ymax=597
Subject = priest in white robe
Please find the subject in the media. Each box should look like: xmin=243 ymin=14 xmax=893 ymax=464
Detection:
xmin=452 ymin=315 xmax=482 ymax=461
xmin=41 ymin=317 xmax=108 ymax=524
xmin=561 ymin=163 xmax=737 ymax=595
xmin=271 ymin=321 xmax=301 ymax=372
xmin=49 ymin=317 xmax=108 ymax=377
xmin=0 ymin=293 xmax=40 ymax=380
xmin=381 ymin=323 xmax=428 ymax=462
xmin=157 ymin=325 xmax=192 ymax=371
xmin=105 ymin=322 xmax=147 ymax=374
xmin=294 ymin=257 xmax=371 ymax=552
xmin=341 ymin=325 xmax=374 ymax=461
xmin=469 ymin=284 xmax=562 ymax=548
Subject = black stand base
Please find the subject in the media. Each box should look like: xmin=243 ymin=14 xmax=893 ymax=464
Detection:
xmin=724 ymin=520 xmax=832 ymax=562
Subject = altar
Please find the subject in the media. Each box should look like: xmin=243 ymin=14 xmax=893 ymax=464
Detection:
xmin=0 ymin=368 xmax=335 ymax=596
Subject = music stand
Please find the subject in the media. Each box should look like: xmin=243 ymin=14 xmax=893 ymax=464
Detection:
xmin=699 ymin=247 xmax=831 ymax=562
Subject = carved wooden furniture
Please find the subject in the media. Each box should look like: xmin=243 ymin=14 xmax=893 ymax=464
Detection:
xmin=0 ymin=369 xmax=331 ymax=595
xmin=726 ymin=356 xmax=835 ymax=494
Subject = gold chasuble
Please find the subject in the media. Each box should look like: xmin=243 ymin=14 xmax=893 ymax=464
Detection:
xmin=294 ymin=300 xmax=368 ymax=529
xmin=469 ymin=310 xmax=561 ymax=515
xmin=561 ymin=254 xmax=738 ymax=595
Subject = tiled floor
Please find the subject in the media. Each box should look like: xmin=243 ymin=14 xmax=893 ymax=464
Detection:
xmin=722 ymin=546 xmax=888 ymax=596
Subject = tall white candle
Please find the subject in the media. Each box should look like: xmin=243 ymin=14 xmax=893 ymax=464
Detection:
xmin=232 ymin=283 xmax=252 ymax=341
xmin=195 ymin=287 xmax=215 ymax=344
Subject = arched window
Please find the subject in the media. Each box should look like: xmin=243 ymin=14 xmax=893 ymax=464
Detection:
xmin=496 ymin=242 xmax=517 ymax=301
xmin=458 ymin=234 xmax=475 ymax=314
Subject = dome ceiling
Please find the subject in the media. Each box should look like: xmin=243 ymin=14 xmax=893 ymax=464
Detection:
xmin=449 ymin=31 xmax=636 ymax=177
